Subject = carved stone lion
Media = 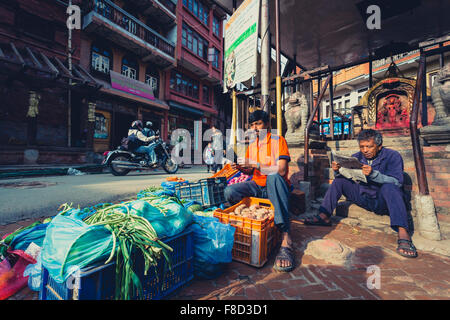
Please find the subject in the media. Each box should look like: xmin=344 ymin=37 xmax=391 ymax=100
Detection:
xmin=284 ymin=91 xmax=309 ymax=145
xmin=421 ymin=63 xmax=450 ymax=144
xmin=431 ymin=63 xmax=450 ymax=125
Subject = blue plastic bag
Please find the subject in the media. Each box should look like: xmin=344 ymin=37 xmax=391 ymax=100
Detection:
xmin=160 ymin=181 xmax=189 ymax=193
xmin=9 ymin=222 xmax=49 ymax=252
xmin=41 ymin=214 xmax=114 ymax=283
xmin=189 ymin=215 xmax=235 ymax=265
xmin=116 ymin=199 xmax=193 ymax=238
xmin=23 ymin=252 xmax=42 ymax=291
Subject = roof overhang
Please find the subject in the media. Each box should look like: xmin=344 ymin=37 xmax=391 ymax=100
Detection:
xmin=213 ymin=0 xmax=450 ymax=72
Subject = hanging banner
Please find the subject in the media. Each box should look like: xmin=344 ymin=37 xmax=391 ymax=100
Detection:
xmin=110 ymin=71 xmax=155 ymax=101
xmin=223 ymin=0 xmax=260 ymax=92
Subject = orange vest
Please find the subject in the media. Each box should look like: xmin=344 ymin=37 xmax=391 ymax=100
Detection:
xmin=245 ymin=133 xmax=291 ymax=187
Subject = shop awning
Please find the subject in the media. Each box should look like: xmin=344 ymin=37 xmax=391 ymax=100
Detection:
xmin=213 ymin=0 xmax=450 ymax=72
xmin=168 ymin=101 xmax=205 ymax=117
xmin=0 ymin=41 xmax=102 ymax=90
xmin=94 ymin=76 xmax=170 ymax=111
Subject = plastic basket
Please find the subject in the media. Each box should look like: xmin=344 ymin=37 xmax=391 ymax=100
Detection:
xmin=214 ymin=197 xmax=281 ymax=267
xmin=174 ymin=177 xmax=227 ymax=208
xmin=39 ymin=229 xmax=194 ymax=300
xmin=210 ymin=164 xmax=239 ymax=180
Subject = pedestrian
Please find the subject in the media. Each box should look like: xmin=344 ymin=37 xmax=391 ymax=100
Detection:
xmin=211 ymin=125 xmax=223 ymax=173
xmin=224 ymin=110 xmax=295 ymax=272
xmin=204 ymin=142 xmax=214 ymax=173
xmin=301 ymin=129 xmax=417 ymax=258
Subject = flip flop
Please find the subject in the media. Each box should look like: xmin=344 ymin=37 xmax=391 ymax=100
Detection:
xmin=301 ymin=213 xmax=332 ymax=227
xmin=273 ymin=246 xmax=295 ymax=272
xmin=396 ymin=239 xmax=418 ymax=258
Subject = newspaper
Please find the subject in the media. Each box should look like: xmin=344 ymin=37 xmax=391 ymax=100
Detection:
xmin=331 ymin=151 xmax=367 ymax=183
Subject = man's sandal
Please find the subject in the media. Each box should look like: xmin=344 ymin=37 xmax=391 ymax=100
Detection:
xmin=273 ymin=247 xmax=295 ymax=272
xmin=396 ymin=239 xmax=418 ymax=258
xmin=301 ymin=213 xmax=332 ymax=227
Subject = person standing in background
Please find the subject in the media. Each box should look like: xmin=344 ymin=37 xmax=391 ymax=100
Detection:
xmin=204 ymin=142 xmax=214 ymax=173
xmin=211 ymin=125 xmax=223 ymax=173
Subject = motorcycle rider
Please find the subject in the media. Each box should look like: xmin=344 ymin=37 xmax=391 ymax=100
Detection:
xmin=128 ymin=120 xmax=158 ymax=166
xmin=142 ymin=121 xmax=156 ymax=138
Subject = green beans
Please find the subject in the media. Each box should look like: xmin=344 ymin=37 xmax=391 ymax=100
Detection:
xmin=83 ymin=200 xmax=173 ymax=300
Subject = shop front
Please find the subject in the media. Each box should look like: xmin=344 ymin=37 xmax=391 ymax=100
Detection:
xmin=87 ymin=70 xmax=170 ymax=154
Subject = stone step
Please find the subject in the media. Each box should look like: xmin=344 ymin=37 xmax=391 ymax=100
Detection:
xmin=333 ymin=200 xmax=449 ymax=240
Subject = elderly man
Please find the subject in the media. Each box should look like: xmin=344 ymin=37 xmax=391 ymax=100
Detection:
xmin=302 ymin=129 xmax=417 ymax=258
xmin=224 ymin=110 xmax=295 ymax=272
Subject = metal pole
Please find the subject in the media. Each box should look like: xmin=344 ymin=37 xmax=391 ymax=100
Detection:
xmin=369 ymin=54 xmax=373 ymax=88
xmin=231 ymin=3 xmax=237 ymax=149
xmin=410 ymin=54 xmax=429 ymax=195
xmin=304 ymin=74 xmax=332 ymax=180
xmin=261 ymin=0 xmax=270 ymax=114
xmin=329 ymin=71 xmax=334 ymax=140
xmin=275 ymin=0 xmax=282 ymax=136
xmin=317 ymin=76 xmax=321 ymax=139
xmin=421 ymin=53 xmax=428 ymax=126
xmin=232 ymin=89 xmax=237 ymax=146
xmin=67 ymin=0 xmax=72 ymax=147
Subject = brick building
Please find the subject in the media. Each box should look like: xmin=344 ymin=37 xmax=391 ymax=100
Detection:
xmin=165 ymin=0 xmax=229 ymax=136
xmin=79 ymin=0 xmax=178 ymax=153
xmin=0 ymin=0 xmax=99 ymax=165
xmin=0 ymin=0 xmax=231 ymax=164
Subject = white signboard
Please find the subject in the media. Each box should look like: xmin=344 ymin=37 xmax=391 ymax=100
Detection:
xmin=223 ymin=0 xmax=260 ymax=92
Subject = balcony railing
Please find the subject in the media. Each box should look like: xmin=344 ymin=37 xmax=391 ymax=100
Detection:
xmin=84 ymin=0 xmax=175 ymax=58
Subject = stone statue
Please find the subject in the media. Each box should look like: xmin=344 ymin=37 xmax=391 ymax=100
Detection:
xmin=431 ymin=63 xmax=450 ymax=125
xmin=284 ymin=91 xmax=309 ymax=145
xmin=421 ymin=63 xmax=450 ymax=144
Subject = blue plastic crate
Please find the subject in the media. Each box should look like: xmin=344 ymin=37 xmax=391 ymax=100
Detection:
xmin=39 ymin=229 xmax=194 ymax=300
xmin=174 ymin=177 xmax=227 ymax=207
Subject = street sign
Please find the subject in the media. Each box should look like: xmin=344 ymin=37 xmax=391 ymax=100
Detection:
xmin=223 ymin=0 xmax=260 ymax=92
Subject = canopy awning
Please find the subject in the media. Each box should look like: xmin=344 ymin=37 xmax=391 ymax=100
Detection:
xmin=0 ymin=41 xmax=102 ymax=91
xmin=214 ymin=0 xmax=450 ymax=72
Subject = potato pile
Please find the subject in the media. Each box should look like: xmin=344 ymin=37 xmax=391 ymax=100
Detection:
xmin=231 ymin=203 xmax=274 ymax=220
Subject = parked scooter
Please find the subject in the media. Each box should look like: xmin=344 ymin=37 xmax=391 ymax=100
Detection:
xmin=102 ymin=130 xmax=178 ymax=176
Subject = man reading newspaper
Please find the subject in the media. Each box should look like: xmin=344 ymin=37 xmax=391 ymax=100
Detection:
xmin=301 ymin=129 xmax=418 ymax=258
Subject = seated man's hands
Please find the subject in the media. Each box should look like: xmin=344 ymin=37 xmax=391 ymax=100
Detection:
xmin=232 ymin=158 xmax=256 ymax=174
xmin=331 ymin=161 xmax=341 ymax=172
xmin=361 ymin=164 xmax=373 ymax=176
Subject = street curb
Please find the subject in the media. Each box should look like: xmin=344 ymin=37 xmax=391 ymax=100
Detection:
xmin=0 ymin=164 xmax=106 ymax=179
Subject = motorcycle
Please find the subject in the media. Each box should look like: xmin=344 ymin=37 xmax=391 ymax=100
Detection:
xmin=102 ymin=130 xmax=179 ymax=176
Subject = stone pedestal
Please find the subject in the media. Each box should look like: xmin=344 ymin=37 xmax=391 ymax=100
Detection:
xmin=285 ymin=132 xmax=305 ymax=148
xmin=420 ymin=119 xmax=450 ymax=145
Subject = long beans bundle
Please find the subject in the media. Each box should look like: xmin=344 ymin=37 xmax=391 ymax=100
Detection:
xmin=83 ymin=201 xmax=173 ymax=300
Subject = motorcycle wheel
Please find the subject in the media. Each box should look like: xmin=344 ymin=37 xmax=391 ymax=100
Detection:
xmin=162 ymin=157 xmax=179 ymax=174
xmin=109 ymin=153 xmax=132 ymax=176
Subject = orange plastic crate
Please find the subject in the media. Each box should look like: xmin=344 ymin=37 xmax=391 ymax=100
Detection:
xmin=214 ymin=197 xmax=281 ymax=267
xmin=210 ymin=163 xmax=239 ymax=180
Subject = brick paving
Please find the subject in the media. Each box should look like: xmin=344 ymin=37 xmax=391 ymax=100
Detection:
xmin=2 ymin=217 xmax=450 ymax=300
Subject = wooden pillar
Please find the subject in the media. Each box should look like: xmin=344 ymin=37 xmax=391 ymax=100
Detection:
xmin=86 ymin=101 xmax=96 ymax=149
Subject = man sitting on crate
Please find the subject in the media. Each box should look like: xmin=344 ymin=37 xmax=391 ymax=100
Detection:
xmin=224 ymin=109 xmax=295 ymax=272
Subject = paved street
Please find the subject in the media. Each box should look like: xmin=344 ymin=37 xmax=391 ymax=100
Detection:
xmin=0 ymin=166 xmax=211 ymax=225
xmin=2 ymin=166 xmax=450 ymax=301
xmin=6 ymin=217 xmax=450 ymax=301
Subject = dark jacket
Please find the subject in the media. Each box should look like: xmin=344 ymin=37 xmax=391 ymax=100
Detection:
xmin=352 ymin=147 xmax=404 ymax=197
